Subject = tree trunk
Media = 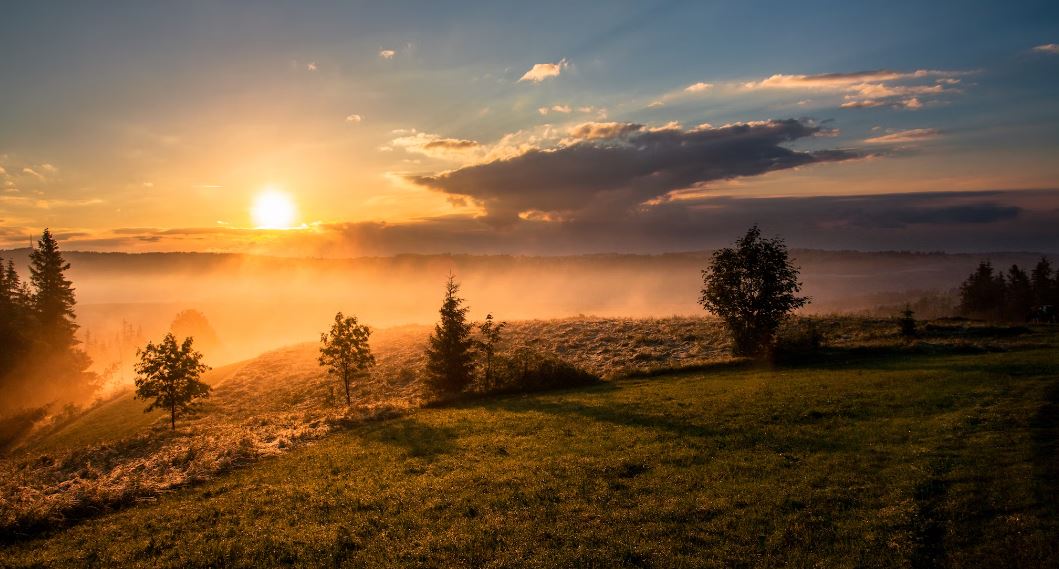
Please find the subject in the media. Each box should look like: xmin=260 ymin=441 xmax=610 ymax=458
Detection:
xmin=170 ymin=404 xmax=176 ymax=431
xmin=344 ymin=373 xmax=352 ymax=405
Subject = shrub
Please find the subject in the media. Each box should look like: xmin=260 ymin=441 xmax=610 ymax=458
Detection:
xmin=772 ymin=319 xmax=826 ymax=362
xmin=477 ymin=348 xmax=599 ymax=394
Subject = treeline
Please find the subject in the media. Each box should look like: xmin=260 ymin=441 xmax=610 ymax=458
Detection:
xmin=0 ymin=230 xmax=97 ymax=412
xmin=958 ymin=258 xmax=1058 ymax=322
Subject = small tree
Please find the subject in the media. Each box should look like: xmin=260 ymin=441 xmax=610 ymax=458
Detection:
xmin=476 ymin=313 xmax=506 ymax=389
xmin=700 ymin=226 xmax=809 ymax=356
xmin=898 ymin=305 xmax=917 ymax=338
xmin=425 ymin=275 xmax=476 ymax=394
xmin=134 ymin=333 xmax=211 ymax=430
xmin=318 ymin=312 xmax=375 ymax=406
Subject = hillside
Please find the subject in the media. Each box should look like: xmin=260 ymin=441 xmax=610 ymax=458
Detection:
xmin=2 ymin=327 xmax=1057 ymax=567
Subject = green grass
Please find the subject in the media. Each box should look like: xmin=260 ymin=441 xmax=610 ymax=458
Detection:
xmin=3 ymin=341 xmax=1057 ymax=567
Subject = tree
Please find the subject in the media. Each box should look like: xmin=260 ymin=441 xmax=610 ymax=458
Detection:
xmin=1004 ymin=264 xmax=1034 ymax=322
xmin=898 ymin=305 xmax=917 ymax=338
xmin=425 ymin=275 xmax=476 ymax=393
xmin=318 ymin=312 xmax=375 ymax=406
xmin=0 ymin=258 xmax=35 ymax=382
xmin=700 ymin=226 xmax=809 ymax=356
xmin=134 ymin=333 xmax=211 ymax=430
xmin=958 ymin=261 xmax=1005 ymax=320
xmin=29 ymin=228 xmax=78 ymax=347
xmin=1031 ymin=257 xmax=1056 ymax=306
xmin=476 ymin=313 xmax=506 ymax=389
xmin=170 ymin=309 xmax=221 ymax=356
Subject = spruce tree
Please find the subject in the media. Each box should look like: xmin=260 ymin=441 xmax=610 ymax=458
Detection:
xmin=29 ymin=228 xmax=78 ymax=347
xmin=1004 ymin=265 xmax=1033 ymax=321
xmin=1031 ymin=257 xmax=1055 ymax=306
xmin=425 ymin=275 xmax=476 ymax=394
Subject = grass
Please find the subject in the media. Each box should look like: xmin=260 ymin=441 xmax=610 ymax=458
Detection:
xmin=2 ymin=330 xmax=1057 ymax=567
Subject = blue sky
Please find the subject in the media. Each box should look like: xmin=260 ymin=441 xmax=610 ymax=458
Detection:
xmin=1 ymin=1 xmax=1058 ymax=254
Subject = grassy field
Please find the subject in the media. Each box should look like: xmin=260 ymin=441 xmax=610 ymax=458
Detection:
xmin=2 ymin=327 xmax=1057 ymax=567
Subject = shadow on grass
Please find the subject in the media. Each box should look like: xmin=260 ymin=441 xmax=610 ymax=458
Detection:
xmin=1030 ymin=380 xmax=1059 ymax=513
xmin=358 ymin=417 xmax=462 ymax=459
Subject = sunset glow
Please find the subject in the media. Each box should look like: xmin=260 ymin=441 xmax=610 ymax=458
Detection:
xmin=251 ymin=190 xmax=297 ymax=230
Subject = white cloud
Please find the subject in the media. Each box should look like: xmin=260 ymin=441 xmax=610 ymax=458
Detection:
xmin=379 ymin=49 xmax=396 ymax=59
xmin=863 ymin=128 xmax=941 ymax=144
xmin=519 ymin=59 xmax=568 ymax=82
xmin=538 ymin=104 xmax=572 ymax=115
xmin=684 ymin=82 xmax=713 ymax=93
xmin=741 ymin=69 xmax=968 ymax=111
xmin=1032 ymin=43 xmax=1059 ymax=54
xmin=647 ymin=100 xmax=665 ymax=108
xmin=345 ymin=114 xmax=363 ymax=124
xmin=306 ymin=62 xmax=318 ymax=71
xmin=21 ymin=167 xmax=45 ymax=180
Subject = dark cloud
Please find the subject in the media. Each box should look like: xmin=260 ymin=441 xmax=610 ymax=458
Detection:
xmin=411 ymin=119 xmax=860 ymax=223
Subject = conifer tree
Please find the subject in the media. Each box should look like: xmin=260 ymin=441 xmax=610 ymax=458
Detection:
xmin=476 ymin=313 xmax=506 ymax=389
xmin=1031 ymin=257 xmax=1056 ymax=306
xmin=29 ymin=229 xmax=78 ymax=347
xmin=425 ymin=275 xmax=476 ymax=394
xmin=1004 ymin=264 xmax=1034 ymax=321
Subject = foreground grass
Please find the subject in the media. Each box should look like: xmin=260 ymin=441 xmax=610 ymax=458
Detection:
xmin=3 ymin=343 xmax=1058 ymax=567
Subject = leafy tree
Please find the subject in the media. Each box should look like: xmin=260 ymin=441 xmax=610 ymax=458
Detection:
xmin=700 ymin=226 xmax=809 ymax=356
xmin=134 ymin=333 xmax=211 ymax=430
xmin=425 ymin=275 xmax=476 ymax=393
xmin=958 ymin=261 xmax=1006 ymax=320
xmin=318 ymin=312 xmax=375 ymax=406
xmin=170 ymin=309 xmax=221 ymax=355
xmin=29 ymin=228 xmax=78 ymax=347
xmin=1004 ymin=264 xmax=1034 ymax=321
xmin=475 ymin=313 xmax=506 ymax=389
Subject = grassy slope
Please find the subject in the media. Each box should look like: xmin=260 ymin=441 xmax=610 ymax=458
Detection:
xmin=3 ymin=343 xmax=1057 ymax=567
xmin=27 ymin=360 xmax=249 ymax=453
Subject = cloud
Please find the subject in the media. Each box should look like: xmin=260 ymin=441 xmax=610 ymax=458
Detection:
xmin=684 ymin=82 xmax=713 ymax=93
xmin=345 ymin=114 xmax=363 ymax=124
xmin=565 ymin=121 xmax=644 ymax=141
xmin=306 ymin=62 xmax=318 ymax=71
xmin=21 ymin=167 xmax=45 ymax=181
xmin=537 ymin=104 xmax=572 ymax=115
xmin=410 ymin=119 xmax=860 ymax=223
xmin=1032 ymin=43 xmax=1059 ymax=54
xmin=743 ymin=69 xmax=968 ymax=110
xmin=391 ymin=131 xmax=481 ymax=160
xmin=518 ymin=59 xmax=568 ymax=82
xmin=379 ymin=49 xmax=396 ymax=59
xmin=864 ymin=128 xmax=941 ymax=144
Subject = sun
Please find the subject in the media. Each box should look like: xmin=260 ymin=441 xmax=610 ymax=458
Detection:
xmin=251 ymin=189 xmax=297 ymax=229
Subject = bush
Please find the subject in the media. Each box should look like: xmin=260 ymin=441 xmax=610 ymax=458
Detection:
xmin=772 ymin=319 xmax=826 ymax=362
xmin=476 ymin=348 xmax=599 ymax=395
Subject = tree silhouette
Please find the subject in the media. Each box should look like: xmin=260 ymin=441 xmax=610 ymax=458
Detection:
xmin=425 ymin=275 xmax=476 ymax=394
xmin=29 ymin=228 xmax=78 ymax=348
xmin=1031 ymin=257 xmax=1056 ymax=306
xmin=958 ymin=261 xmax=1005 ymax=320
xmin=476 ymin=313 xmax=506 ymax=389
xmin=318 ymin=312 xmax=375 ymax=406
xmin=1005 ymin=264 xmax=1034 ymax=322
xmin=700 ymin=226 xmax=809 ymax=356
xmin=134 ymin=333 xmax=211 ymax=430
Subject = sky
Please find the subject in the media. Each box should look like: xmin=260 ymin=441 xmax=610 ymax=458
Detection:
xmin=1 ymin=0 xmax=1058 ymax=255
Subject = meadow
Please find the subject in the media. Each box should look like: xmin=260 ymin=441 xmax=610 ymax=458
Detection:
xmin=1 ymin=317 xmax=1057 ymax=567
